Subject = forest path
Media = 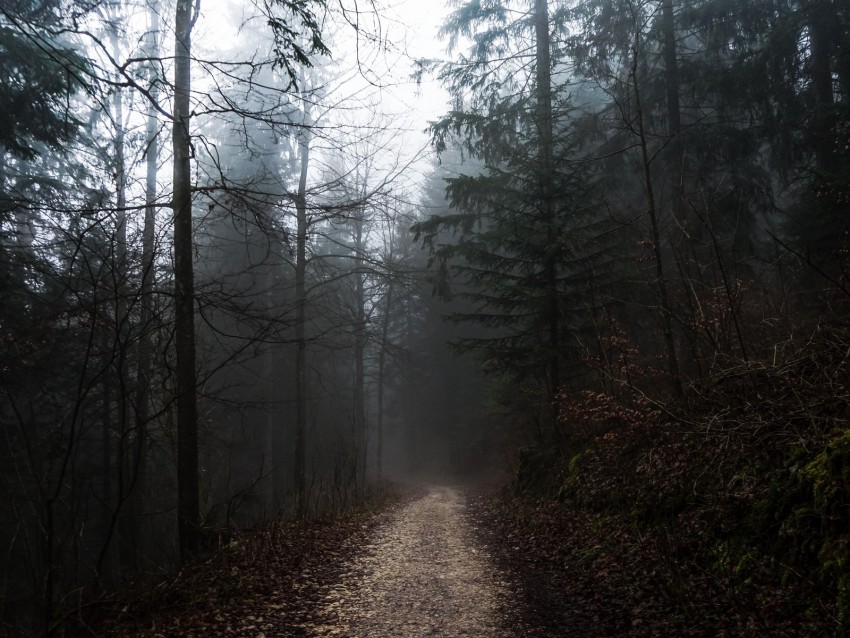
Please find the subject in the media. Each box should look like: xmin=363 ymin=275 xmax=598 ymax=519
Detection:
xmin=306 ymin=485 xmax=515 ymax=637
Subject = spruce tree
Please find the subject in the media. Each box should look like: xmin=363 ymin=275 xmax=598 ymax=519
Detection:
xmin=415 ymin=1 xmax=610 ymax=415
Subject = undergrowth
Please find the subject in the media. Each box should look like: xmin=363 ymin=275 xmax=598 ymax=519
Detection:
xmin=55 ymin=490 xmax=398 ymax=637
xmin=512 ymin=324 xmax=850 ymax=636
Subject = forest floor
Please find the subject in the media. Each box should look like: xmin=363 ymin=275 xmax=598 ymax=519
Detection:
xmin=305 ymin=484 xmax=515 ymax=636
xmin=101 ymin=484 xmax=538 ymax=637
xmin=98 ymin=476 xmax=824 ymax=637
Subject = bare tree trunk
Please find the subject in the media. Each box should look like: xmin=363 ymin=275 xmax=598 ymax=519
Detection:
xmin=353 ymin=210 xmax=367 ymax=496
xmin=130 ymin=0 xmax=160 ymax=569
xmin=834 ymin=0 xmax=850 ymax=102
xmin=95 ymin=17 xmax=131 ymax=581
xmin=809 ymin=0 xmax=836 ymax=173
xmin=106 ymin=17 xmax=140 ymax=576
xmin=631 ymin=35 xmax=684 ymax=398
xmin=661 ymin=0 xmax=681 ymax=137
xmin=294 ymin=124 xmax=310 ymax=519
xmin=404 ymin=300 xmax=416 ymax=470
xmin=376 ymin=283 xmax=393 ymax=484
xmin=661 ymin=0 xmax=685 ymax=212
xmin=534 ymin=0 xmax=561 ymax=406
xmin=173 ymin=0 xmax=200 ymax=561
xmin=99 ymin=331 xmax=113 ymax=577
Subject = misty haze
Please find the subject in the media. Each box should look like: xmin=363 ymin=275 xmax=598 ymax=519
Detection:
xmin=2 ymin=0 xmax=849 ymax=635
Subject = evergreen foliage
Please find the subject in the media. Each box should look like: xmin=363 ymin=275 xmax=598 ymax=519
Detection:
xmin=415 ymin=138 xmax=603 ymax=386
xmin=417 ymin=1 xmax=626 ymax=402
xmin=3 ymin=0 xmax=850 ymax=632
xmin=0 ymin=1 xmax=89 ymax=160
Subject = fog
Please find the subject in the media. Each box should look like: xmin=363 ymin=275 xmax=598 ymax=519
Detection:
xmin=3 ymin=0 xmax=849 ymax=633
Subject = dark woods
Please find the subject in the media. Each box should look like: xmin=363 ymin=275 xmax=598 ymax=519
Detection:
xmin=2 ymin=0 xmax=850 ymax=635
xmin=417 ymin=0 xmax=850 ymax=632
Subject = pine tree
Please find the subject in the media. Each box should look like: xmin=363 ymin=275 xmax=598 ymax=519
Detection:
xmin=416 ymin=1 xmax=611 ymax=422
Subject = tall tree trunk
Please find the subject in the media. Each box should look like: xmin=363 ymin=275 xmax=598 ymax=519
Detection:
xmin=353 ymin=211 xmax=367 ymax=496
xmin=173 ymin=0 xmax=200 ymax=561
xmin=660 ymin=0 xmax=693 ymax=382
xmin=107 ymin=18 xmax=138 ymax=576
xmin=534 ymin=0 xmax=561 ymax=405
xmin=403 ymin=300 xmax=416 ymax=470
xmin=376 ymin=282 xmax=393 ymax=484
xmin=632 ymin=35 xmax=684 ymax=398
xmin=809 ymin=0 xmax=836 ymax=173
xmin=294 ymin=124 xmax=311 ymax=519
xmin=131 ymin=0 xmax=160 ymax=570
xmin=99 ymin=329 xmax=113 ymax=578
xmin=834 ymin=0 xmax=850 ymax=101
xmin=661 ymin=0 xmax=686 ymax=212
xmin=97 ymin=18 xmax=131 ymax=582
xmin=661 ymin=0 xmax=681 ymax=136
xmin=110 ymin=34 xmax=128 ymax=340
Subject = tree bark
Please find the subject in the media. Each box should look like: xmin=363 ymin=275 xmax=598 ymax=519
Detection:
xmin=294 ymin=123 xmax=310 ymax=519
xmin=107 ymin=16 xmax=139 ymax=576
xmin=661 ymin=0 xmax=681 ymax=136
xmin=131 ymin=0 xmax=159 ymax=569
xmin=173 ymin=0 xmax=200 ymax=561
xmin=661 ymin=0 xmax=685 ymax=211
xmin=353 ymin=209 xmax=367 ymax=496
xmin=809 ymin=0 xmax=836 ymax=173
xmin=534 ymin=0 xmax=561 ymax=405
xmin=833 ymin=0 xmax=850 ymax=102
xmin=632 ymin=35 xmax=684 ymax=398
xmin=377 ymin=282 xmax=393 ymax=484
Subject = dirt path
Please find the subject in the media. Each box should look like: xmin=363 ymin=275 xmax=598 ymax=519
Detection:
xmin=306 ymin=485 xmax=514 ymax=637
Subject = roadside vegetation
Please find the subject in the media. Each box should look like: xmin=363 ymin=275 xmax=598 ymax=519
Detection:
xmin=486 ymin=323 xmax=850 ymax=636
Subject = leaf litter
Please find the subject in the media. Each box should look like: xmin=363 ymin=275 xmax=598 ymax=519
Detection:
xmin=100 ymin=486 xmax=524 ymax=637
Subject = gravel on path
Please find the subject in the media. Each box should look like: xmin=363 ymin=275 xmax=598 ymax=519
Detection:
xmin=305 ymin=485 xmax=515 ymax=637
